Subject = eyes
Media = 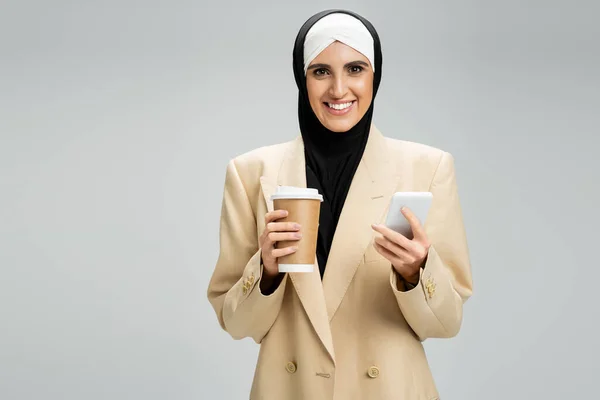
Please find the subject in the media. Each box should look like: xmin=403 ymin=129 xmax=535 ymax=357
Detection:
xmin=312 ymin=64 xmax=365 ymax=78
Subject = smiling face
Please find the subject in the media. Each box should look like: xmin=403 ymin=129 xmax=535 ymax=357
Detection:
xmin=306 ymin=41 xmax=374 ymax=132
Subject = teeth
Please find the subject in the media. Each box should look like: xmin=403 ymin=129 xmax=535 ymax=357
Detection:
xmin=328 ymin=101 xmax=353 ymax=110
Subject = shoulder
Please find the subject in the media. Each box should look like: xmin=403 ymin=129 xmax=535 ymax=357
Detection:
xmin=228 ymin=140 xmax=293 ymax=178
xmin=383 ymin=136 xmax=452 ymax=167
xmin=384 ymin=136 xmax=447 ymax=159
xmin=230 ymin=141 xmax=293 ymax=168
xmin=222 ymin=139 xmax=296 ymax=200
xmin=375 ymin=132 xmax=457 ymax=187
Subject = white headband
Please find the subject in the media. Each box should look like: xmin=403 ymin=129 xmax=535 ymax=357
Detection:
xmin=303 ymin=13 xmax=375 ymax=75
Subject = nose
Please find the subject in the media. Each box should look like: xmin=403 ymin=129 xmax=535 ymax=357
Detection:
xmin=328 ymin=75 xmax=348 ymax=99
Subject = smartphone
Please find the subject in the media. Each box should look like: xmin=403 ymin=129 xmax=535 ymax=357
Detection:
xmin=384 ymin=192 xmax=433 ymax=239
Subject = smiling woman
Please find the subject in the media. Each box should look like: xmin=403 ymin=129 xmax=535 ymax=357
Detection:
xmin=207 ymin=8 xmax=473 ymax=400
xmin=306 ymin=43 xmax=374 ymax=132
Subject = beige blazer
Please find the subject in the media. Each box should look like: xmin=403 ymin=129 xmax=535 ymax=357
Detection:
xmin=207 ymin=126 xmax=473 ymax=400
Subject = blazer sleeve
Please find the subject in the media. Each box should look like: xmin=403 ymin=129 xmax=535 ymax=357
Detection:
xmin=390 ymin=151 xmax=473 ymax=340
xmin=207 ymin=159 xmax=287 ymax=343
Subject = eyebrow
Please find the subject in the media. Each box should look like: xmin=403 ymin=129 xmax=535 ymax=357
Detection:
xmin=307 ymin=60 xmax=370 ymax=70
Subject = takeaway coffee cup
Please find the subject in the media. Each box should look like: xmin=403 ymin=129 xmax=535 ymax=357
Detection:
xmin=270 ymin=186 xmax=323 ymax=273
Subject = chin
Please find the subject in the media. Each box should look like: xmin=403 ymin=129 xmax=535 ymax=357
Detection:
xmin=322 ymin=119 xmax=359 ymax=133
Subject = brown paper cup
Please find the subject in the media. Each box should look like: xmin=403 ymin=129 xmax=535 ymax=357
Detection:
xmin=270 ymin=186 xmax=323 ymax=273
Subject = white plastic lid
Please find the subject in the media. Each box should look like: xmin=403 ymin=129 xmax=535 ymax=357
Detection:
xmin=270 ymin=186 xmax=323 ymax=201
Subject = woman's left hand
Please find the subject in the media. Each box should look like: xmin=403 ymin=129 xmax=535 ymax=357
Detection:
xmin=371 ymin=207 xmax=430 ymax=285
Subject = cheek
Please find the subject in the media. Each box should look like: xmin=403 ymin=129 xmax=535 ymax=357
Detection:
xmin=355 ymin=79 xmax=373 ymax=109
xmin=355 ymin=80 xmax=373 ymax=98
xmin=306 ymin=80 xmax=324 ymax=109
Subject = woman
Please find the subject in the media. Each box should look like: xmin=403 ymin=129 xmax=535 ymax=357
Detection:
xmin=207 ymin=9 xmax=473 ymax=400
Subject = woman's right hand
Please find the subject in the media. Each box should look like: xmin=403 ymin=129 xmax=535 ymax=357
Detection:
xmin=259 ymin=209 xmax=301 ymax=279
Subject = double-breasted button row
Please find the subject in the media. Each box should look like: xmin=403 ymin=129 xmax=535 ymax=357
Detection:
xmin=284 ymin=361 xmax=380 ymax=379
xmin=241 ymin=272 xmax=255 ymax=295
xmin=284 ymin=362 xmax=329 ymax=378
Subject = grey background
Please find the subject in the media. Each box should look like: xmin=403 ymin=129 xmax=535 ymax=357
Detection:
xmin=1 ymin=0 xmax=598 ymax=399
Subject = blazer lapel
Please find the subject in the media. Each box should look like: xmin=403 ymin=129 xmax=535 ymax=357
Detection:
xmin=259 ymin=136 xmax=336 ymax=365
xmin=322 ymin=126 xmax=403 ymax=321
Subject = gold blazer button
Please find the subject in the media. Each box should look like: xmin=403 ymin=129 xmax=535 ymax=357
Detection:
xmin=285 ymin=361 xmax=297 ymax=374
xmin=367 ymin=366 xmax=380 ymax=378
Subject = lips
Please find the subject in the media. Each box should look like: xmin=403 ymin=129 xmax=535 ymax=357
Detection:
xmin=326 ymin=101 xmax=354 ymax=110
xmin=323 ymin=100 xmax=356 ymax=115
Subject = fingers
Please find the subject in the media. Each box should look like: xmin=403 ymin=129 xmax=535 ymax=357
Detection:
xmin=371 ymin=223 xmax=415 ymax=251
xmin=373 ymin=234 xmax=411 ymax=262
xmin=265 ymin=209 xmax=287 ymax=223
xmin=267 ymin=231 xmax=302 ymax=245
xmin=264 ymin=209 xmax=302 ymax=234
xmin=266 ymin=221 xmax=301 ymax=233
xmin=266 ymin=209 xmax=301 ymax=226
xmin=373 ymin=241 xmax=400 ymax=265
xmin=260 ymin=210 xmax=301 ymax=247
xmin=260 ymin=209 xmax=302 ymax=264
xmin=373 ymin=241 xmax=416 ymax=279
xmin=401 ymin=207 xmax=427 ymax=242
xmin=271 ymin=246 xmax=298 ymax=259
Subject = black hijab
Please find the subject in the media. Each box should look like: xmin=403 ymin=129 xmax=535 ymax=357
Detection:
xmin=292 ymin=10 xmax=383 ymax=278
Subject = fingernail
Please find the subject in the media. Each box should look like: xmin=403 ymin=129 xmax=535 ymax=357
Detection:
xmin=295 ymin=233 xmax=302 ymax=239
xmin=294 ymin=224 xmax=301 ymax=229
